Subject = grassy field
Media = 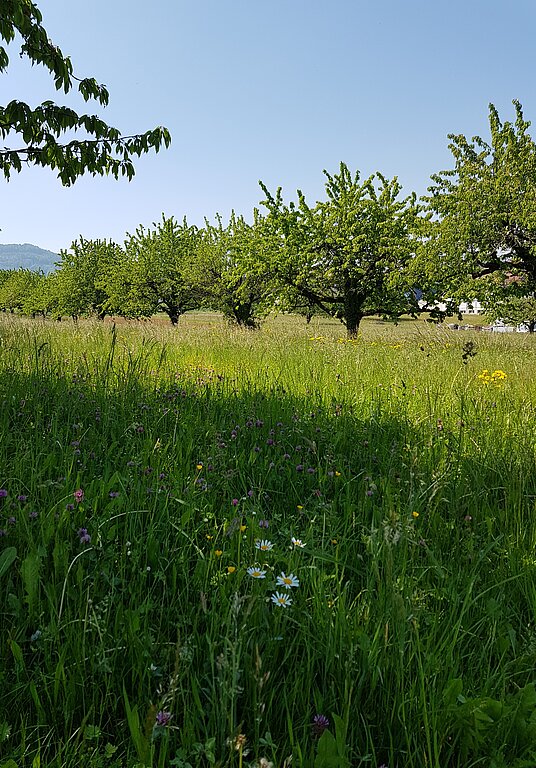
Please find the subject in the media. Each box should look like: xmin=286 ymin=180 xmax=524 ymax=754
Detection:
xmin=1 ymin=313 xmax=536 ymax=768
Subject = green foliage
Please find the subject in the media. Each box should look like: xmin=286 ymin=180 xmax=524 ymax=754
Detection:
xmin=1 ymin=314 xmax=536 ymax=767
xmin=420 ymin=100 xmax=536 ymax=314
xmin=196 ymin=211 xmax=274 ymax=328
xmin=0 ymin=0 xmax=170 ymax=184
xmin=112 ymin=215 xmax=202 ymax=324
xmin=260 ymin=162 xmax=423 ymax=336
xmin=0 ymin=269 xmax=48 ymax=315
xmin=53 ymin=238 xmax=123 ymax=319
xmin=0 ymin=546 xmax=16 ymax=579
xmin=314 ymin=715 xmax=350 ymax=768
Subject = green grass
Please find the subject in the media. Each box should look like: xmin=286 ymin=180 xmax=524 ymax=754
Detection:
xmin=1 ymin=313 xmax=536 ymax=768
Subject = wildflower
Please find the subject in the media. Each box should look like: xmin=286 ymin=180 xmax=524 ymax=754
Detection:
xmin=276 ymin=572 xmax=299 ymax=589
xmin=7 ymin=516 xmax=16 ymax=525
xmin=77 ymin=527 xmax=91 ymax=544
xmin=296 ymin=464 xmax=304 ymax=472
xmin=30 ymin=629 xmax=42 ymax=642
xmin=312 ymin=714 xmax=330 ymax=737
xmin=297 ymin=505 xmax=303 ymax=510
xmin=17 ymin=494 xmax=27 ymax=503
xmin=335 ymin=471 xmax=341 ymax=477
xmin=247 ymin=566 xmax=267 ymax=579
xmin=215 ymin=549 xmax=223 ymax=557
xmin=155 ymin=710 xmax=172 ymax=727
xmin=0 ymin=489 xmax=7 ymax=498
xmin=239 ymin=524 xmax=247 ymax=532
xmin=258 ymin=519 xmax=269 ymax=529
xmin=291 ymin=537 xmax=305 ymax=548
xmin=73 ymin=489 xmax=84 ymax=503
xmin=108 ymin=491 xmax=120 ymax=498
xmin=227 ymin=566 xmax=236 ymax=574
xmin=28 ymin=510 xmax=38 ymax=519
xmin=232 ymin=498 xmax=239 ymax=506
xmin=65 ymin=503 xmax=75 ymax=511
xmin=412 ymin=511 xmax=419 ymax=518
xmin=255 ymin=539 xmax=274 ymax=551
xmin=271 ymin=591 xmax=292 ymax=608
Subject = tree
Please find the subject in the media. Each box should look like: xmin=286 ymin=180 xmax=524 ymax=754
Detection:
xmin=0 ymin=0 xmax=171 ymax=184
xmin=54 ymin=238 xmax=122 ymax=319
xmin=195 ymin=211 xmax=274 ymax=328
xmin=260 ymin=163 xmax=422 ymax=337
xmin=112 ymin=215 xmax=202 ymax=325
xmin=419 ymin=100 xmax=536 ymax=322
xmin=0 ymin=267 xmax=45 ymax=314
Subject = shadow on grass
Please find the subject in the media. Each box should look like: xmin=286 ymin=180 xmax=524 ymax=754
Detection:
xmin=1 ymin=366 xmax=536 ymax=767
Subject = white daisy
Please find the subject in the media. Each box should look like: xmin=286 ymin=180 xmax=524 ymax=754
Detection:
xmin=247 ymin=566 xmax=267 ymax=579
xmin=276 ymin=572 xmax=299 ymax=589
xmin=291 ymin=537 xmax=306 ymax=548
xmin=255 ymin=539 xmax=274 ymax=551
xmin=271 ymin=591 xmax=292 ymax=608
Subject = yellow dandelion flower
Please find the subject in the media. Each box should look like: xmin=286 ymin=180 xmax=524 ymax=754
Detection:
xmin=227 ymin=566 xmax=236 ymax=574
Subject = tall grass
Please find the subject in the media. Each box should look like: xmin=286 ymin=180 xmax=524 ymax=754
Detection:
xmin=1 ymin=314 xmax=536 ymax=768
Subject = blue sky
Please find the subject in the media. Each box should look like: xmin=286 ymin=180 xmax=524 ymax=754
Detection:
xmin=2 ymin=0 xmax=536 ymax=253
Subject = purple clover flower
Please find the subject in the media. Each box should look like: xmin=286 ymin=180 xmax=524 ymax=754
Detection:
xmin=0 ymin=489 xmax=7 ymax=498
xmin=17 ymin=494 xmax=28 ymax=503
xmin=155 ymin=710 xmax=172 ymax=726
xmin=73 ymin=489 xmax=84 ymax=503
xmin=77 ymin=527 xmax=91 ymax=544
xmin=312 ymin=714 xmax=330 ymax=737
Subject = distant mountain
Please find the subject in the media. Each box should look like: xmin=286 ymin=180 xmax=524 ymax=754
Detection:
xmin=0 ymin=243 xmax=59 ymax=274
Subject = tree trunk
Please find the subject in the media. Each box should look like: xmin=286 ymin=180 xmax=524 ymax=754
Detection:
xmin=168 ymin=309 xmax=180 ymax=325
xmin=344 ymin=281 xmax=363 ymax=338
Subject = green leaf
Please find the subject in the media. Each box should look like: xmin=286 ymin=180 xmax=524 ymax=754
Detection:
xmin=0 ymin=547 xmax=17 ymax=579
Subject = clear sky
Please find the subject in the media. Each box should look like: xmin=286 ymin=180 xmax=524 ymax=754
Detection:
xmin=2 ymin=0 xmax=536 ymax=253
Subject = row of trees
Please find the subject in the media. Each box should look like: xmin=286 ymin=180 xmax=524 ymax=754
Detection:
xmin=3 ymin=102 xmax=536 ymax=334
xmin=2 ymin=6 xmax=536 ymax=334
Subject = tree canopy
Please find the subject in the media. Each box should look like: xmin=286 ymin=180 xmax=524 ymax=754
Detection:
xmin=260 ymin=163 xmax=423 ymax=337
xmin=0 ymin=0 xmax=171 ymax=184
xmin=418 ymin=100 xmax=536 ymax=327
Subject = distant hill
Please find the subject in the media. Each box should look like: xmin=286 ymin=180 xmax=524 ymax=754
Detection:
xmin=0 ymin=243 xmax=59 ymax=274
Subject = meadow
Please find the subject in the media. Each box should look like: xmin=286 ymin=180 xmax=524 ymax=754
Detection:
xmin=1 ymin=313 xmax=536 ymax=768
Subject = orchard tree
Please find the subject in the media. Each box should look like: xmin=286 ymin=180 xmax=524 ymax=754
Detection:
xmin=260 ymin=163 xmax=422 ymax=337
xmin=54 ymin=238 xmax=122 ymax=319
xmin=0 ymin=0 xmax=170 ymax=184
xmin=0 ymin=267 xmax=45 ymax=314
xmin=419 ymin=101 xmax=536 ymax=311
xmin=116 ymin=215 xmax=202 ymax=325
xmin=195 ymin=211 xmax=274 ymax=328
